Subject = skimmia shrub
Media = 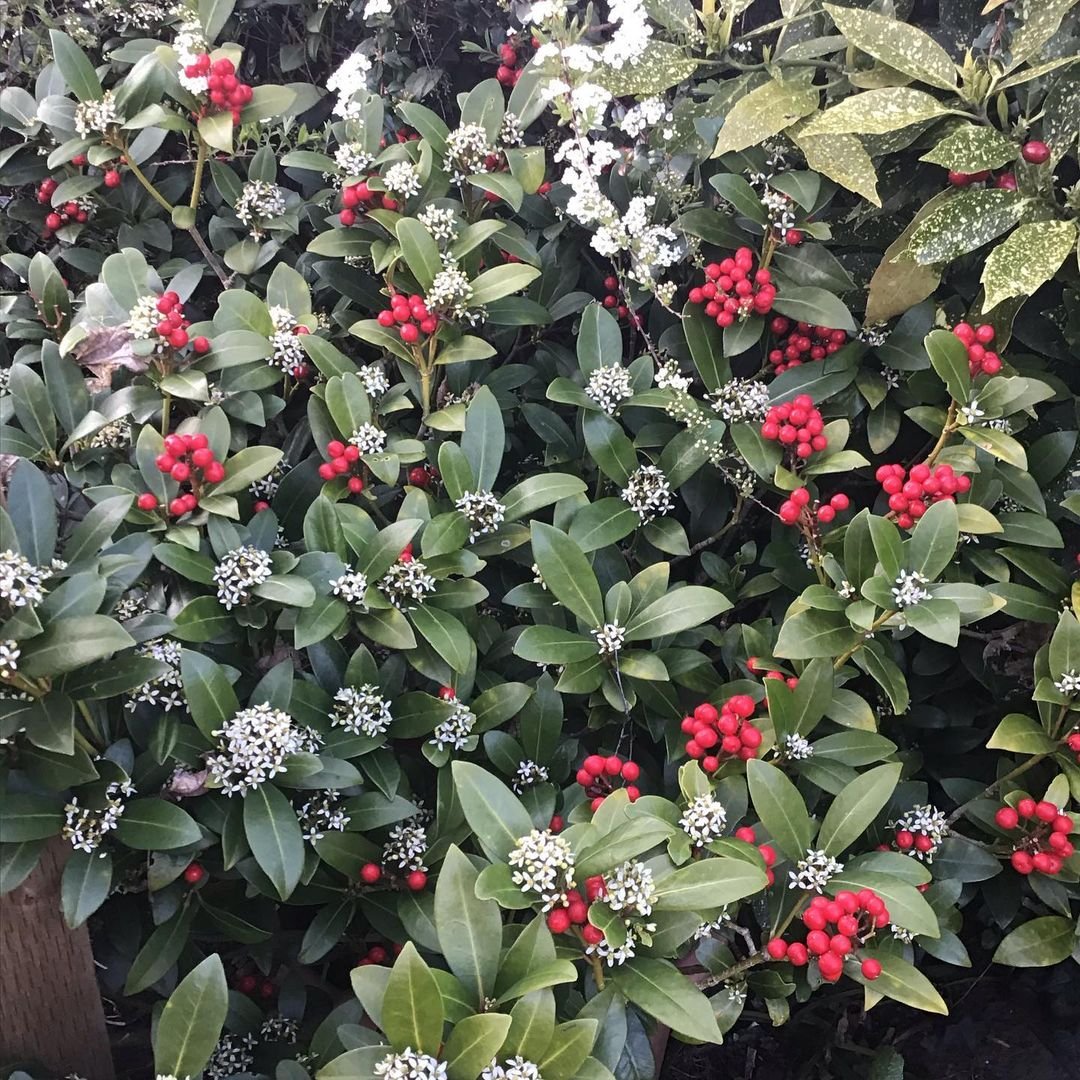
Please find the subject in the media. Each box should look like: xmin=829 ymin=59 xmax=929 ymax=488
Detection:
xmin=1 ymin=0 xmax=1079 ymax=1077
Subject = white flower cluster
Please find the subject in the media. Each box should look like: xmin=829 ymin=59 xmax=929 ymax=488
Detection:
xmin=74 ymin=91 xmax=122 ymax=136
xmin=761 ymin=187 xmax=796 ymax=239
xmin=621 ymin=96 xmax=667 ymax=139
xmin=605 ymin=859 xmax=657 ymax=917
xmin=587 ymin=925 xmax=643 ymax=967
xmin=710 ymin=379 xmax=771 ymax=424
xmin=374 ymin=1049 xmax=447 ymax=1080
xmin=680 ymin=793 xmax=728 ymax=847
xmin=894 ymin=804 xmax=949 ymax=862
xmin=205 ymin=1034 xmax=257 ymax=1080
xmin=592 ymin=621 xmax=626 ymax=657
xmin=0 ymin=640 xmax=20 ymax=679
xmin=363 ymin=0 xmax=392 ymax=18
xmin=891 ymin=924 xmax=915 ymax=944
xmin=127 ymin=295 xmax=164 ymax=341
xmin=328 ymin=50 xmax=373 ymax=119
xmin=383 ymin=821 xmax=428 ymax=871
xmin=585 ymin=365 xmax=634 ymax=414
xmin=175 ymin=21 xmax=208 ymax=93
xmin=267 ymin=306 xmax=306 ymax=373
xmin=692 ymin=914 xmax=730 ymax=940
xmin=330 ymin=569 xmax=369 ymax=606
xmin=297 ymin=792 xmax=351 ymax=841
xmin=788 ymin=848 xmax=844 ymax=893
xmin=384 ymin=161 xmax=422 ymax=199
xmin=481 ymin=1058 xmax=543 ymax=1080
xmin=455 ymin=490 xmax=507 ymax=542
xmin=260 ymin=1015 xmax=300 ymax=1043
xmin=603 ymin=0 xmax=653 ymax=66
xmin=335 ymin=142 xmax=376 ymax=178
xmin=213 ymin=545 xmax=273 ymax=609
xmin=88 ymin=418 xmax=131 ymax=449
xmin=236 ymin=180 xmax=287 ymax=238
xmin=427 ymin=259 xmax=474 ymax=320
xmin=555 ymin=138 xmax=621 ymax=226
xmin=444 ymin=123 xmax=494 ymax=184
xmin=126 ymin=638 xmax=185 ymax=712
xmin=500 ymin=111 xmax=524 ymax=146
xmin=621 ymin=464 xmax=674 ymax=524
xmin=249 ymin=464 xmax=285 ymax=502
xmin=0 ymin=551 xmax=63 ymax=609
xmin=429 ymin=700 xmax=476 ymax=752
xmin=349 ymin=422 xmax=388 ymax=454
xmin=959 ymin=400 xmax=985 ymax=426
xmin=418 ymin=205 xmax=460 ymax=244
xmin=1054 ymin=669 xmax=1080 ymax=694
xmin=512 ymin=759 xmax=550 ymax=794
xmin=113 ymin=589 xmax=148 ymax=622
xmin=782 ymin=733 xmax=813 ymax=760
xmin=331 ymin=684 xmax=392 ymax=737
xmin=882 ymin=367 xmax=903 ymax=390
xmin=207 ymin=703 xmax=321 ymax=796
xmin=63 ymin=779 xmax=136 ymax=855
xmin=593 ymin=196 xmax=680 ymax=287
xmin=655 ymin=358 xmax=692 ymax=392
xmin=508 ymin=828 xmax=576 ymax=909
xmin=378 ymin=557 xmax=436 ymax=609
xmin=359 ymin=362 xmax=390 ymax=397
xmin=891 ymin=569 xmax=932 ymax=610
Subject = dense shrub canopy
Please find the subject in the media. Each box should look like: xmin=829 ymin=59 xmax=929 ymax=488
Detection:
xmin=1 ymin=0 xmax=1079 ymax=1077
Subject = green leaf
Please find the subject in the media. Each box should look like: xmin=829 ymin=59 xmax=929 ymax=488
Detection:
xmin=774 ymin=609 xmax=861 ymax=659
xmin=653 ymin=857 xmax=768 ymax=911
xmin=537 ymin=1020 xmax=598 ymax=1080
xmin=444 ymin=1014 xmax=513 ymax=1080
xmin=243 ymin=782 xmax=304 ymax=899
xmin=514 ymin=625 xmax=597 ymax=664
xmin=50 ymin=31 xmax=103 ymax=101
xmin=612 ymin=960 xmax=721 ymax=1043
xmin=992 ymin=916 xmax=1076 ymax=967
xmin=8 ymin=459 xmax=58 ymax=567
xmin=469 ymin=264 xmax=541 ymax=306
xmin=906 ymin=497 xmax=958 ymax=580
xmin=154 ymin=955 xmax=229 ymax=1080
xmin=211 ymin=446 xmax=283 ymax=496
xmin=461 ymin=386 xmax=504 ymax=493
xmin=502 ymin=474 xmax=588 ymax=522
xmin=64 ymin=495 xmax=133 ymax=566
xmin=382 ymin=942 xmax=444 ymax=1055
xmin=0 ymin=794 xmax=64 ymax=841
xmin=396 ymin=219 xmax=441 ymax=292
xmin=18 ymin=617 xmax=134 ymax=678
xmin=817 ymin=763 xmax=901 ymax=856
xmin=986 ymin=713 xmax=1058 ymax=754
xmin=794 ymin=131 xmax=880 ymax=207
xmin=198 ymin=110 xmax=233 ymax=154
xmin=125 ymin=905 xmax=195 ymax=994
xmin=114 ymin=799 xmax=201 ymax=850
xmin=451 ymin=761 xmax=533 ymax=862
xmin=908 ymin=190 xmax=1025 ymax=266
xmin=770 ymin=286 xmax=857 ymax=335
xmin=709 ymin=173 xmax=768 ymax=225
xmin=924 ymin=328 xmax=971 ymax=404
xmin=959 ymin=425 xmax=1028 ymax=470
xmin=800 ymin=88 xmax=959 ymax=137
xmin=180 ymin=650 xmax=238 ymax=740
xmin=711 ymin=77 xmax=818 ymax=156
xmin=980 ymin=220 xmax=1078 ymax=311
xmin=530 ymin=521 xmax=604 ymax=627
xmin=198 ymin=0 xmax=235 ymax=40
xmin=746 ymin=759 xmax=814 ymax=863
xmin=624 ymin=586 xmax=732 ymax=641
xmin=410 ymin=604 xmax=472 ymax=673
xmin=828 ymin=873 xmax=938 ymax=939
xmin=61 ymin=850 xmax=112 ymax=928
xmin=920 ymin=125 xmax=1017 ymax=171
xmin=851 ymin=953 xmax=948 ymax=1014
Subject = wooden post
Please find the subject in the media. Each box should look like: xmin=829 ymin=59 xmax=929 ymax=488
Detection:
xmin=0 ymin=838 xmax=115 ymax=1080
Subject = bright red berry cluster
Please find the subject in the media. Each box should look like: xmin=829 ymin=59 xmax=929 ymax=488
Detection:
xmin=43 ymin=199 xmax=90 ymax=236
xmin=359 ymin=861 xmax=428 ymax=891
xmin=36 ymin=178 xmax=58 ymax=204
xmin=681 ymin=696 xmax=762 ymax=773
xmin=340 ymin=178 xmax=398 ymax=225
xmin=761 ymin=395 xmax=827 ymax=460
xmin=766 ymin=889 xmax=889 ymax=982
xmin=150 ymin=291 xmax=193 ymax=349
xmin=546 ymin=876 xmax=606 ymax=945
xmin=576 ymin=754 xmax=641 ymax=811
xmin=496 ymin=39 xmax=524 ymax=86
xmin=147 ymin=431 xmax=225 ymax=517
xmin=376 ymin=292 xmax=438 ymax=343
xmin=186 ymin=55 xmax=253 ymax=125
xmin=318 ymin=439 xmax=365 ymax=493
xmin=734 ymin=827 xmax=778 ymax=885
xmin=951 ymin=321 xmax=1002 ymax=376
xmin=767 ymin=318 xmax=847 ymax=374
xmin=235 ymin=972 xmax=275 ymax=999
xmin=875 ymin=462 xmax=970 ymax=529
xmin=687 ymin=247 xmax=776 ymax=327
xmin=601 ymin=275 xmax=631 ymax=321
xmin=1066 ymin=731 xmax=1080 ymax=764
xmin=894 ymin=827 xmax=935 ymax=857
xmin=747 ymin=657 xmax=799 ymax=689
xmin=357 ymin=942 xmax=401 ymax=966
xmin=778 ymin=486 xmax=849 ymax=527
xmin=994 ymin=800 xmax=1074 ymax=876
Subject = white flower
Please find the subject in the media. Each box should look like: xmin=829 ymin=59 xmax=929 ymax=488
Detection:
xmin=605 ymin=859 xmax=656 ymax=917
xmin=374 ymin=1048 xmax=447 ymax=1080
xmin=207 ymin=703 xmax=321 ymax=796
xmin=74 ymin=91 xmax=122 ymax=136
xmin=655 ymin=358 xmax=692 ymax=392
xmin=384 ymin=161 xmax=421 ymax=199
xmin=0 ymin=639 xmax=20 ymax=679
xmin=890 ymin=569 xmax=931 ymax=610
xmin=455 ymin=490 xmax=507 ymax=542
xmin=213 ymin=546 xmax=273 ymax=609
xmin=236 ymin=180 xmax=287 ymax=238
xmin=363 ymin=0 xmax=392 ymax=17
xmin=205 ymin=1034 xmax=257 ymax=1080
xmin=710 ymin=379 xmax=770 ymax=424
xmin=359 ymin=363 xmax=390 ymax=397
xmin=331 ymin=684 xmax=392 ymax=737
xmin=88 ymin=418 xmax=131 ymax=449
xmin=482 ymin=1058 xmax=543 ymax=1080
xmin=621 ymin=464 xmax=674 ymax=524
xmin=63 ymin=779 xmax=136 ymax=855
xmin=175 ymin=21 xmax=208 ymax=92
xmin=427 ymin=259 xmax=474 ymax=319
xmin=959 ymin=400 xmax=986 ymax=426
xmin=445 ymin=123 xmax=494 ymax=184
xmin=592 ymin=621 xmax=626 ymax=657
xmin=349 ymin=423 xmax=388 ymax=454
xmin=428 ymin=700 xmax=476 ymax=752
xmin=335 ymin=142 xmax=375 ymax=178
xmin=267 ymin=306 xmax=307 ymax=373
xmin=788 ymin=848 xmax=844 ymax=893
xmin=512 ymin=759 xmax=550 ymax=794
xmin=586 ymin=365 xmax=633 ymax=414
xmin=260 ymin=1015 xmax=300 ymax=1042
xmin=782 ymin=733 xmax=813 ymax=761
xmin=891 ymin=924 xmax=915 ymax=944
xmin=568 ymin=82 xmax=613 ymax=129
xmin=297 ymin=792 xmax=350 ymax=841
xmin=508 ymin=828 xmax=576 ymax=909
xmin=1054 ymin=669 xmax=1080 ymax=694
xmin=383 ymin=822 xmax=428 ymax=871
xmin=126 ymin=638 xmax=185 ymax=712
xmin=127 ymin=294 xmax=163 ymax=342
xmin=680 ymin=793 xmax=728 ymax=847
xmin=0 ymin=550 xmax=62 ymax=608
xmin=602 ymin=0 xmax=653 ymax=67
xmin=892 ymin=803 xmax=949 ymax=862
xmin=330 ymin=570 xmax=370 ymax=607
xmin=621 ymin=96 xmax=666 ymax=139
xmin=328 ymin=50 xmax=373 ymax=119
xmin=418 ymin=205 xmax=460 ymax=244
xmin=378 ymin=557 xmax=437 ymax=610
xmin=693 ymin=913 xmax=730 ymax=940
xmin=837 ymin=579 xmax=857 ymax=599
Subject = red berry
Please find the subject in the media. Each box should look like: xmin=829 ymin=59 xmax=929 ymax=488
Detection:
xmin=785 ymin=228 xmax=803 ymax=246
xmin=995 ymin=806 xmax=1019 ymax=830
xmin=168 ymin=328 xmax=189 ymax=349
xmin=549 ymin=815 xmax=563 ymax=833
xmin=347 ymin=476 xmax=365 ymax=493
xmin=1034 ymin=800 xmax=1058 ymax=823
xmin=995 ymin=172 xmax=1018 ymax=190
xmin=406 ymin=870 xmax=428 ymax=891
xmin=408 ymin=466 xmax=430 ymax=487
xmin=136 ymin=492 xmax=158 ymax=511
xmin=260 ymin=980 xmax=274 ymax=999
xmin=1010 ymin=850 xmax=1034 ymax=874
xmin=1021 ymin=140 xmax=1050 ymax=164
xmin=45 ymin=213 xmax=62 ymax=230
xmin=547 ymin=908 xmax=571 ymax=934
xmin=806 ymin=930 xmax=830 ymax=956
xmin=582 ymin=924 xmax=605 ymax=945
xmin=766 ymin=938 xmax=788 ymax=959
xmin=377 ymin=310 xmax=396 ymax=327
xmin=340 ymin=209 xmax=356 ymax=227
xmin=183 ymin=863 xmax=206 ymax=885
xmin=583 ymin=754 xmax=606 ymax=777
xmin=168 ymin=497 xmax=188 ymax=517
xmin=1017 ymin=797 xmax=1037 ymax=818
xmin=360 ymin=863 xmax=382 ymax=883
xmin=621 ymin=761 xmax=640 ymax=782
xmin=603 ymin=754 xmax=622 ymax=776
xmin=787 ymin=943 xmax=808 ymax=966
xmin=438 ymin=685 xmax=456 ymax=700
xmin=400 ymin=323 xmax=420 ymax=344
xmin=204 ymin=462 xmax=225 ymax=483
xmin=895 ymin=829 xmax=915 ymax=850
xmin=818 ymin=951 xmax=843 ymax=981
xmin=860 ymin=958 xmax=882 ymax=980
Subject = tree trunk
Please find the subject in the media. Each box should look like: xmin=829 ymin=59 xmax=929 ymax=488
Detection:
xmin=0 ymin=838 xmax=115 ymax=1080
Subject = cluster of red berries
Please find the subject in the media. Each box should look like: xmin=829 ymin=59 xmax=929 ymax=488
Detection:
xmin=894 ymin=827 xmax=935 ymax=857
xmin=150 ymin=290 xmax=194 ymax=349
xmin=778 ymin=487 xmax=850 ymax=527
xmin=1066 ymin=731 xmax=1080 ymax=764
xmin=142 ymin=431 xmax=225 ymax=517
xmin=318 ymin=438 xmax=366 ymax=492
xmin=234 ymin=972 xmax=276 ymax=999
xmin=767 ymin=319 xmax=848 ymax=374
xmin=357 ymin=942 xmax=401 ymax=966
xmin=746 ymin=658 xmax=799 ymax=688
xmin=947 ymin=169 xmax=1019 ymax=190
xmin=43 ymin=200 xmax=90 ymax=236
xmin=35 ymin=178 xmax=58 ymax=204
xmin=875 ymin=462 xmax=970 ymax=529
xmin=761 ymin=395 xmax=828 ymax=460
xmin=575 ymin=754 xmax=641 ymax=811
xmin=340 ymin=179 xmax=398 ymax=225
xmin=186 ymin=55 xmax=253 ymax=125
xmin=994 ymin=800 xmax=1074 ymax=876
xmin=407 ymin=464 xmax=437 ymax=489
xmin=359 ymin=861 xmax=428 ymax=892
xmin=495 ymin=39 xmax=525 ymax=86
xmin=600 ymin=275 xmax=633 ymax=322
xmin=376 ymin=292 xmax=438 ymax=343
xmin=734 ymin=826 xmax=778 ymax=885
xmin=766 ymin=890 xmax=889 ymax=982
xmin=681 ymin=696 xmax=763 ymax=772
xmin=687 ymin=247 xmax=776 ymax=327
xmin=951 ymin=322 xmax=1002 ymax=377
xmin=182 ymin=862 xmax=206 ymax=885
xmin=545 ymin=876 xmax=606 ymax=945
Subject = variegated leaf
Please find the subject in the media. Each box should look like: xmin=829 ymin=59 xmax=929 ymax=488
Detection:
xmin=980 ymin=220 xmax=1078 ymax=311
xmin=800 ymin=88 xmax=961 ymax=137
